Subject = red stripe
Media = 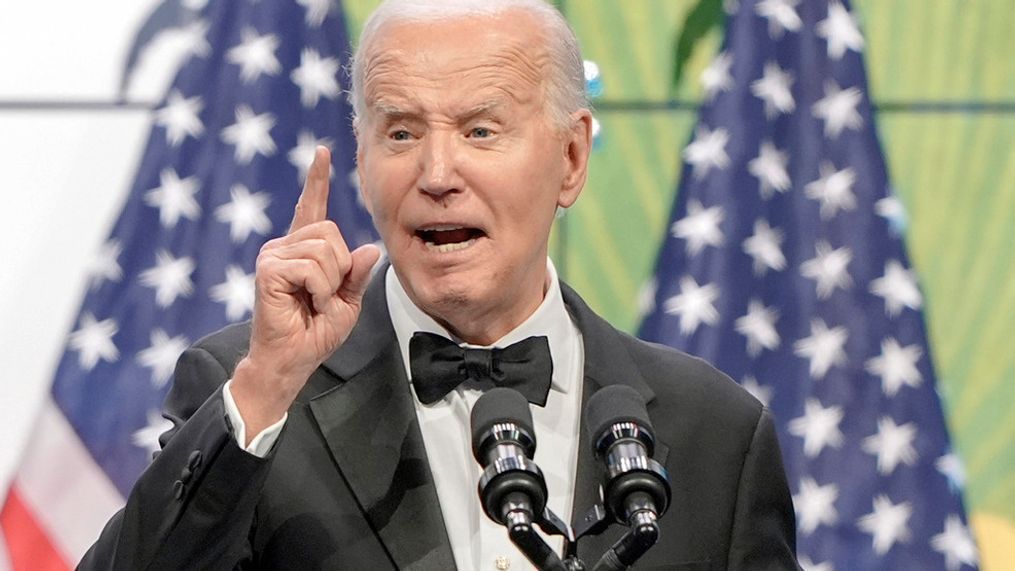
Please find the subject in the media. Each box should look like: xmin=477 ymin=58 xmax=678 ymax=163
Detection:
xmin=1 ymin=486 xmax=70 ymax=571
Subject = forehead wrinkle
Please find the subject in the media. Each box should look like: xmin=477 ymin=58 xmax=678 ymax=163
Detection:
xmin=440 ymin=42 xmax=551 ymax=107
xmin=486 ymin=43 xmax=549 ymax=91
xmin=362 ymin=22 xmax=553 ymax=110
xmin=362 ymin=50 xmax=414 ymax=103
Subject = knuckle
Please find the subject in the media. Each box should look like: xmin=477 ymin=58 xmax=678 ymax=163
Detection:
xmin=307 ymin=220 xmax=339 ymax=236
xmin=294 ymin=258 xmax=315 ymax=274
xmin=255 ymin=252 xmax=277 ymax=272
xmin=309 ymin=237 xmax=330 ymax=256
xmin=334 ymin=249 xmax=352 ymax=273
xmin=259 ymin=237 xmax=282 ymax=254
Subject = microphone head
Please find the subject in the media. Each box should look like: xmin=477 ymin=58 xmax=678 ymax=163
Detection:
xmin=585 ymin=385 xmax=654 ymax=448
xmin=470 ymin=387 xmax=535 ymax=462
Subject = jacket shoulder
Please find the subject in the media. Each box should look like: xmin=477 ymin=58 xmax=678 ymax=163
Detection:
xmin=560 ymin=280 xmax=763 ymax=427
xmin=620 ymin=332 xmax=764 ymax=429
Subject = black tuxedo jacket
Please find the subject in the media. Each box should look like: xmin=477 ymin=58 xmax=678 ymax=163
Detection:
xmin=80 ymin=273 xmax=798 ymax=570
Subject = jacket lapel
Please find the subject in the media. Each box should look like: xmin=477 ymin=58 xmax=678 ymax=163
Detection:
xmin=308 ymin=269 xmax=456 ymax=570
xmin=560 ymin=283 xmax=665 ymax=532
xmin=300 ymin=272 xmax=658 ymax=566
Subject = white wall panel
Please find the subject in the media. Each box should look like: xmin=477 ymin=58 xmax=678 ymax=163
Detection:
xmin=0 ymin=0 xmax=174 ymax=492
xmin=0 ymin=2 xmax=158 ymax=100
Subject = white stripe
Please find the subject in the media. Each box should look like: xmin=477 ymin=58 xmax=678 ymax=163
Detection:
xmin=0 ymin=528 xmax=11 ymax=571
xmin=15 ymin=397 xmax=125 ymax=565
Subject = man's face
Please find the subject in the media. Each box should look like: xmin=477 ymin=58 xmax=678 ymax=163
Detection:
xmin=356 ymin=10 xmax=591 ymax=343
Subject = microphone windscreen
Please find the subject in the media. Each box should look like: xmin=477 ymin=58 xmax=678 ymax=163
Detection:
xmin=584 ymin=385 xmax=653 ymax=443
xmin=470 ymin=387 xmax=534 ymax=459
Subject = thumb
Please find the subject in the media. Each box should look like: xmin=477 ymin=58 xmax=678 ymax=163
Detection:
xmin=339 ymin=243 xmax=382 ymax=303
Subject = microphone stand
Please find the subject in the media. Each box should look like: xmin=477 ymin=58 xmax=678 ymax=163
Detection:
xmin=499 ymin=493 xmax=566 ymax=571
xmin=499 ymin=496 xmax=588 ymax=571
xmin=502 ymin=495 xmax=662 ymax=571
xmin=488 ymin=485 xmax=597 ymax=571
xmin=472 ymin=387 xmax=670 ymax=570
xmin=587 ymin=492 xmax=661 ymax=571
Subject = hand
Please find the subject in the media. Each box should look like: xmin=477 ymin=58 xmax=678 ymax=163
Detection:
xmin=230 ymin=146 xmax=380 ymax=440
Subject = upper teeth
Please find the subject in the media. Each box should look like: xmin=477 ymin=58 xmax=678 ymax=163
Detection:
xmin=422 ymin=225 xmax=464 ymax=231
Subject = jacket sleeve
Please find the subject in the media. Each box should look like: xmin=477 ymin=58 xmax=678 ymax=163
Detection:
xmin=78 ymin=345 xmax=276 ymax=570
xmin=726 ymin=408 xmax=802 ymax=570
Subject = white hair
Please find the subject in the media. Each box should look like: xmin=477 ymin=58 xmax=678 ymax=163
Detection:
xmin=349 ymin=0 xmax=589 ymax=129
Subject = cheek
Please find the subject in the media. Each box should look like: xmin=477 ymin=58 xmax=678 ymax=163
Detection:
xmin=362 ymin=165 xmax=409 ymax=223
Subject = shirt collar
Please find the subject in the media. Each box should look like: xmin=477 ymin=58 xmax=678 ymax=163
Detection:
xmin=385 ymin=259 xmax=575 ymax=395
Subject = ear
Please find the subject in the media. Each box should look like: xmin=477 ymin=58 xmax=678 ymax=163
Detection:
xmin=354 ymin=125 xmax=374 ymax=216
xmin=557 ymin=109 xmax=593 ymax=209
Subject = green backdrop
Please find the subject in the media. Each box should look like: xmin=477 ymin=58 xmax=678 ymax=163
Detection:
xmin=342 ymin=2 xmax=1015 ymax=567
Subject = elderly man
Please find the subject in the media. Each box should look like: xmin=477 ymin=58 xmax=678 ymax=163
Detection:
xmin=81 ymin=0 xmax=798 ymax=569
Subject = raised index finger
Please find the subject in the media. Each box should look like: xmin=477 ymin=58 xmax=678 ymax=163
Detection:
xmin=289 ymin=145 xmax=332 ymax=233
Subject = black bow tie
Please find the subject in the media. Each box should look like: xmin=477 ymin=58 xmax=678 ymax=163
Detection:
xmin=409 ymin=332 xmax=553 ymax=406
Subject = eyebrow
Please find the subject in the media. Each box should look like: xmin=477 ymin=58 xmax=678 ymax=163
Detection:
xmin=460 ymin=100 xmax=505 ymax=120
xmin=369 ymin=99 xmax=506 ymax=124
xmin=370 ymin=101 xmax=414 ymax=121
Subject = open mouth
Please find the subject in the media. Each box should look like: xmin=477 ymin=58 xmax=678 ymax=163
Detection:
xmin=416 ymin=225 xmax=486 ymax=253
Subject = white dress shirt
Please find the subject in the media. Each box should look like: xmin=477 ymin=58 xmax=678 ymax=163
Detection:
xmin=387 ymin=260 xmax=584 ymax=570
xmin=224 ymin=258 xmax=584 ymax=570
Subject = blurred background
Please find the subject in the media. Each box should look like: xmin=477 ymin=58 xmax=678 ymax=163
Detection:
xmin=0 ymin=0 xmax=1011 ymax=568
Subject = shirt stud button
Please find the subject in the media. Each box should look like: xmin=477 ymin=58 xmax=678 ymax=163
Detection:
xmin=495 ymin=555 xmax=510 ymax=570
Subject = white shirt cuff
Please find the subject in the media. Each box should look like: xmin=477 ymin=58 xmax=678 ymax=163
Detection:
xmin=222 ymin=379 xmax=287 ymax=457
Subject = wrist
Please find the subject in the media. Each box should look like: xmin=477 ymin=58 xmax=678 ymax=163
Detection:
xmin=229 ymin=357 xmax=298 ymax=439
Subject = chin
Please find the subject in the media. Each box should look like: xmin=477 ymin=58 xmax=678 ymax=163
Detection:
xmin=415 ymin=277 xmax=481 ymax=313
xmin=397 ymin=263 xmax=472 ymax=304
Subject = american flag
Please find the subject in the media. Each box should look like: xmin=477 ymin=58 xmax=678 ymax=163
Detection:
xmin=0 ymin=1 xmax=374 ymax=568
xmin=639 ymin=1 xmax=978 ymax=569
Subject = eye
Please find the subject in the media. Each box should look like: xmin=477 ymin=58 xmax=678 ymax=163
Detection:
xmin=390 ymin=129 xmax=412 ymax=141
xmin=469 ymin=126 xmax=493 ymax=139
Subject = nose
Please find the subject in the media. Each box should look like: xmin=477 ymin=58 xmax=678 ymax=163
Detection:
xmin=418 ymin=129 xmax=462 ymax=198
